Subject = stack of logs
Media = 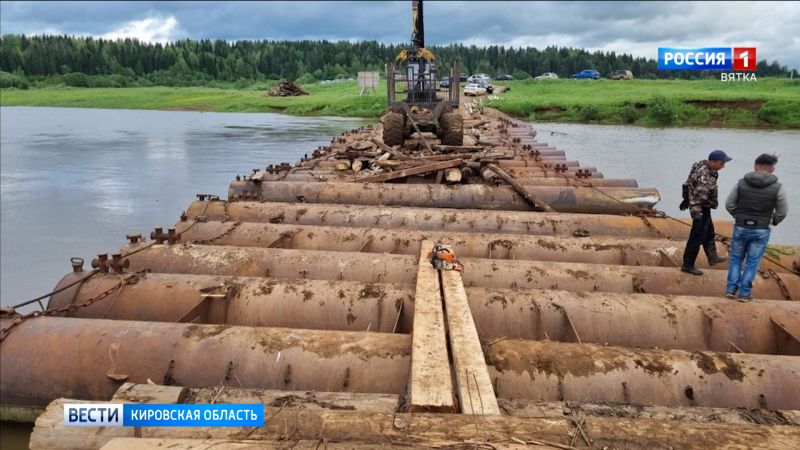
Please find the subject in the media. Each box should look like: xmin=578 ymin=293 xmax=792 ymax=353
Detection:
xmin=266 ymin=80 xmax=309 ymax=97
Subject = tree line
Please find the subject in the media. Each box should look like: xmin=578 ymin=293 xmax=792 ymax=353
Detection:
xmin=0 ymin=34 xmax=795 ymax=88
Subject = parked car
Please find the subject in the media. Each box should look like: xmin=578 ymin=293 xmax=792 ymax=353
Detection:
xmin=573 ymin=69 xmax=601 ymax=79
xmin=535 ymin=72 xmax=559 ymax=80
xmin=476 ymin=79 xmax=494 ymax=94
xmin=463 ymin=83 xmax=487 ymax=96
xmin=467 ymin=73 xmax=491 ymax=83
xmin=459 ymin=73 xmax=468 ymax=82
xmin=439 ymin=76 xmax=450 ymax=88
xmin=609 ymin=69 xmax=634 ymax=80
xmin=495 ymin=74 xmax=514 ymax=81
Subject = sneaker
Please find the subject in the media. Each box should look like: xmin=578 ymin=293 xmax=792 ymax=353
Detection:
xmin=737 ymin=295 xmax=752 ymax=303
xmin=680 ymin=266 xmax=703 ymax=276
xmin=725 ymin=292 xmax=736 ymax=299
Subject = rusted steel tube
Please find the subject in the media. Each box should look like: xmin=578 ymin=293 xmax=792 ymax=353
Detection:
xmin=486 ymin=340 xmax=800 ymax=410
xmin=173 ymin=220 xmax=758 ymax=270
xmin=49 ymin=272 xmax=799 ymax=355
xmin=0 ymin=317 xmax=411 ymax=407
xmin=48 ymin=273 xmax=414 ymax=333
xmin=120 ymin=245 xmax=799 ymax=299
xmin=515 ymin=177 xmax=637 ymax=187
xmin=123 ymin=244 xmax=419 ymax=284
xmin=498 ymin=160 xmax=583 ymax=168
xmin=467 ymin=287 xmax=800 ymax=354
xmin=185 ymin=200 xmax=734 ymax=239
xmin=506 ymin=167 xmax=600 ymax=177
xmin=229 ymin=181 xmax=660 ymax=214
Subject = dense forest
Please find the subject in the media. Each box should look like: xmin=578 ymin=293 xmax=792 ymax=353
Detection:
xmin=0 ymin=34 xmax=795 ymax=89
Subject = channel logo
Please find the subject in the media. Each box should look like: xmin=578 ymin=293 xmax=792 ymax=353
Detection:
xmin=658 ymin=47 xmax=756 ymax=71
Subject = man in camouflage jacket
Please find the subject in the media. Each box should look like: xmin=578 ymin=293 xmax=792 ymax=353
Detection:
xmin=680 ymin=150 xmax=732 ymax=275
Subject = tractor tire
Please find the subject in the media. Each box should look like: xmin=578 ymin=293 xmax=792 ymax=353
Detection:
xmin=439 ymin=112 xmax=464 ymax=146
xmin=382 ymin=112 xmax=405 ymax=146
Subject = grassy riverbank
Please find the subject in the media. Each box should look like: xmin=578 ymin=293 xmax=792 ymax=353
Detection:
xmin=2 ymin=78 xmax=799 ymax=128
xmin=488 ymin=78 xmax=800 ymax=128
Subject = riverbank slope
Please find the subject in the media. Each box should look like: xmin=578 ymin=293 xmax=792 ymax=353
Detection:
xmin=1 ymin=78 xmax=798 ymax=128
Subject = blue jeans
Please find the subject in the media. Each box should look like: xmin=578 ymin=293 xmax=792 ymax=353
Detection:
xmin=726 ymin=226 xmax=771 ymax=298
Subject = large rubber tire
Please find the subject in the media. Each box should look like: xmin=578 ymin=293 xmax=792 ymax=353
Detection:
xmin=439 ymin=112 xmax=464 ymax=146
xmin=382 ymin=112 xmax=405 ymax=146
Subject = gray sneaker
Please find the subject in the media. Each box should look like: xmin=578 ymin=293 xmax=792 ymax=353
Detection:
xmin=725 ymin=292 xmax=736 ymax=300
xmin=737 ymin=295 xmax=752 ymax=302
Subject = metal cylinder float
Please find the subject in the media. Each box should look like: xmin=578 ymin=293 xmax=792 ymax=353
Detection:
xmin=120 ymin=245 xmax=798 ymax=299
xmin=184 ymin=201 xmax=734 ymax=239
xmin=486 ymin=340 xmax=800 ymax=410
xmin=0 ymin=317 xmax=411 ymax=407
xmin=48 ymin=273 xmax=414 ymax=333
xmin=173 ymin=220 xmax=774 ymax=271
xmin=49 ymin=272 xmax=800 ymax=356
xmin=228 ymin=181 xmax=660 ymax=214
xmin=466 ymin=287 xmax=800 ymax=354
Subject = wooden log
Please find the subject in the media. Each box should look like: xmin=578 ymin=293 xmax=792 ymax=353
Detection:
xmin=486 ymin=163 xmax=556 ymax=212
xmin=110 ymin=383 xmax=400 ymax=413
xmin=441 ymin=270 xmax=501 ymax=415
xmin=444 ymin=168 xmax=462 ymax=184
xmin=356 ymin=159 xmax=463 ymax=183
xmin=370 ymin=138 xmax=410 ymax=160
xmin=31 ymin=398 xmax=800 ymax=450
xmin=100 ymin=438 xmax=494 ymax=450
xmin=498 ymin=398 xmax=800 ymax=426
xmin=408 ymin=240 xmax=455 ymax=412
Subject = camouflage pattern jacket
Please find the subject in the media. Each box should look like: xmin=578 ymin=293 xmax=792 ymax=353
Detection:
xmin=683 ymin=160 xmax=719 ymax=218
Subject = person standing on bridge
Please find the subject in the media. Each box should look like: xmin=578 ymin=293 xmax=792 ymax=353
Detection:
xmin=724 ymin=154 xmax=788 ymax=302
xmin=679 ymin=150 xmax=732 ymax=275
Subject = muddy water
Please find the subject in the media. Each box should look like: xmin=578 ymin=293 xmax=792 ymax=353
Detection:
xmin=0 ymin=107 xmax=368 ymax=308
xmin=530 ymin=122 xmax=799 ymax=245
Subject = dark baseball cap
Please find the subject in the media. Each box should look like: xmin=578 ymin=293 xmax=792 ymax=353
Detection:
xmin=708 ymin=150 xmax=732 ymax=162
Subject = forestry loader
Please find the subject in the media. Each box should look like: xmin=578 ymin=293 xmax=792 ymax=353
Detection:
xmin=383 ymin=0 xmax=463 ymax=146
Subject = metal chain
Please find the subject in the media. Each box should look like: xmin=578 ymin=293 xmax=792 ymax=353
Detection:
xmin=0 ymin=269 xmax=149 ymax=342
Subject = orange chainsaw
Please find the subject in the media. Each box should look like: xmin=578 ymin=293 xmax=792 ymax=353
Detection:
xmin=428 ymin=243 xmax=464 ymax=272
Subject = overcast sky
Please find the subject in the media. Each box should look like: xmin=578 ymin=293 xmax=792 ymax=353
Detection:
xmin=2 ymin=1 xmax=798 ymax=69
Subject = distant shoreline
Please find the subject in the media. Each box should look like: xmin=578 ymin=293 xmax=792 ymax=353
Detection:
xmin=2 ymin=78 xmax=798 ymax=129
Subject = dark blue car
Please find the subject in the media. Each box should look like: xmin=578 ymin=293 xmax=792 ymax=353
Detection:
xmin=573 ymin=69 xmax=601 ymax=80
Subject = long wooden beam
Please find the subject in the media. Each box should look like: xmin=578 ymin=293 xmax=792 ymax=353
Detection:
xmin=408 ymin=240 xmax=455 ymax=412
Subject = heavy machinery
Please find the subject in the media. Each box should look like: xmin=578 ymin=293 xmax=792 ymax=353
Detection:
xmin=383 ymin=0 xmax=463 ymax=146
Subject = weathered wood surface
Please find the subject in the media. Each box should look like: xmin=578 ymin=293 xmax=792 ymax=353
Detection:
xmin=408 ymin=240 xmax=455 ymax=412
xmin=32 ymin=398 xmax=800 ymax=450
xmin=356 ymin=159 xmax=462 ymax=183
xmin=100 ymin=437 xmax=550 ymax=450
xmin=441 ymin=270 xmax=501 ymax=415
xmin=111 ymin=383 xmax=400 ymax=412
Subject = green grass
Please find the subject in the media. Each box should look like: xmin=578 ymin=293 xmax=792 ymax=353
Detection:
xmin=2 ymin=78 xmax=799 ymax=128
xmin=488 ymin=78 xmax=800 ymax=128
xmin=0 ymin=81 xmax=387 ymax=118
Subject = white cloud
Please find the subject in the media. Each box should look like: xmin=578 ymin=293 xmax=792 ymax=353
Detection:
xmin=100 ymin=16 xmax=180 ymax=43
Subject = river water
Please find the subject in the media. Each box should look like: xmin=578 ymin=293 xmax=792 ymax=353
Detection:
xmin=1 ymin=107 xmax=798 ymax=308
xmin=0 ymin=107 xmax=368 ymax=307
xmin=530 ymin=122 xmax=799 ymax=245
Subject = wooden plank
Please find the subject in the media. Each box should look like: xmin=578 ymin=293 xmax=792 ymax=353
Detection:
xmin=485 ymin=163 xmax=557 ymax=212
xmin=32 ymin=398 xmax=800 ymax=450
xmin=357 ymin=159 xmax=463 ymax=183
xmin=441 ymin=269 xmax=501 ymax=415
xmin=408 ymin=240 xmax=455 ymax=412
xmin=112 ymin=383 xmax=189 ymax=404
xmin=370 ymin=138 xmax=410 ymax=160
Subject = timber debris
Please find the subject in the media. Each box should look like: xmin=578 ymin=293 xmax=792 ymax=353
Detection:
xmin=266 ymin=80 xmax=309 ymax=97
